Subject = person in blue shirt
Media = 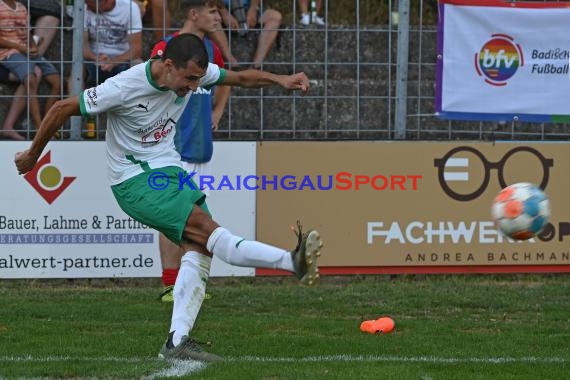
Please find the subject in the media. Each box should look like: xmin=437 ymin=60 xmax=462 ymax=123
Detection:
xmin=150 ymin=0 xmax=231 ymax=302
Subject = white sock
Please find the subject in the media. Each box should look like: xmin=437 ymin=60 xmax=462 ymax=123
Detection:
xmin=169 ymin=251 xmax=211 ymax=347
xmin=207 ymin=227 xmax=294 ymax=271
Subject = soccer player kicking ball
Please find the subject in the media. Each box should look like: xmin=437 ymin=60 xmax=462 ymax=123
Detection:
xmin=14 ymin=33 xmax=323 ymax=362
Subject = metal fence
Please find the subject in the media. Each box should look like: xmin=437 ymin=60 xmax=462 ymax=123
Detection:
xmin=0 ymin=0 xmax=568 ymax=141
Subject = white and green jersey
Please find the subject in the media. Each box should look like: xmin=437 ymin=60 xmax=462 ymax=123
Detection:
xmin=79 ymin=60 xmax=226 ymax=185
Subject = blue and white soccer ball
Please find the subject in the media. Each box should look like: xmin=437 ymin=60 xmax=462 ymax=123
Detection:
xmin=491 ymin=182 xmax=551 ymax=240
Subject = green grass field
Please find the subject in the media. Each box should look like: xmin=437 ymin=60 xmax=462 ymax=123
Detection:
xmin=0 ymin=274 xmax=568 ymax=379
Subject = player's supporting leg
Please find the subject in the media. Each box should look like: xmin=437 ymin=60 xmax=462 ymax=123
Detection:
xmin=158 ymin=163 xmax=213 ymax=303
xmin=158 ymin=234 xmax=213 ymax=302
xmin=159 ymin=246 xmax=219 ymax=361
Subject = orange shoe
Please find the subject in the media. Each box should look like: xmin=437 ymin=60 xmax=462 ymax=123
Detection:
xmin=360 ymin=316 xmax=395 ymax=334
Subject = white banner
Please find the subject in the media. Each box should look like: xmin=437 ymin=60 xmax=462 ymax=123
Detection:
xmin=437 ymin=0 xmax=570 ymax=122
xmin=0 ymin=141 xmax=255 ymax=278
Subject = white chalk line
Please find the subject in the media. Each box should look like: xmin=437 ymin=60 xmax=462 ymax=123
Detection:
xmin=232 ymin=355 xmax=569 ymax=364
xmin=142 ymin=359 xmax=206 ymax=379
xmin=0 ymin=354 xmax=567 ymax=364
xmin=1 ymin=355 xmax=567 ymax=379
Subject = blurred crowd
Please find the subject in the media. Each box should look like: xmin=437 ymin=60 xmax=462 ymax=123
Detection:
xmin=2 ymin=0 xmax=407 ymax=140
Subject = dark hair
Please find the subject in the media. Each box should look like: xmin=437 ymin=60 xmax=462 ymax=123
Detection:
xmin=179 ymin=0 xmax=220 ymax=13
xmin=162 ymin=33 xmax=209 ymax=70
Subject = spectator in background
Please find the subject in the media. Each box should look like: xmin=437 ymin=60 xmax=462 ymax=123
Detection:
xmin=16 ymin=0 xmax=63 ymax=135
xmin=298 ymin=0 xmax=325 ymax=26
xmin=83 ymin=0 xmax=142 ymax=88
xmin=16 ymin=0 xmax=62 ymax=56
xmin=209 ymin=28 xmax=239 ymax=68
xmin=219 ymin=0 xmax=281 ymax=69
xmin=139 ymin=0 xmax=172 ymax=40
xmin=0 ymin=0 xmax=61 ymax=140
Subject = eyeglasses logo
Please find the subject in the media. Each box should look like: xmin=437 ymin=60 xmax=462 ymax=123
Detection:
xmin=475 ymin=34 xmax=524 ymax=86
xmin=24 ymin=151 xmax=76 ymax=204
xmin=433 ymin=146 xmax=553 ymax=202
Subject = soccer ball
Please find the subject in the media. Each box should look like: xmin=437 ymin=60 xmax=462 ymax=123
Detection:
xmin=491 ymin=182 xmax=550 ymax=240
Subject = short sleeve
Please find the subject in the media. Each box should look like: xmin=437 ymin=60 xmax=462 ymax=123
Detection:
xmin=79 ymin=77 xmax=123 ymax=117
xmin=198 ymin=62 xmax=225 ymax=90
xmin=129 ymin=1 xmax=143 ymax=34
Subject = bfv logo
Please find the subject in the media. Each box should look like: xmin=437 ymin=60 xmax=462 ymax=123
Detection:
xmin=475 ymin=34 xmax=524 ymax=86
xmin=24 ymin=151 xmax=76 ymax=204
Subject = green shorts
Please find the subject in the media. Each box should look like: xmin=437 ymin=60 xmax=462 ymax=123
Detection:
xmin=111 ymin=166 xmax=211 ymax=245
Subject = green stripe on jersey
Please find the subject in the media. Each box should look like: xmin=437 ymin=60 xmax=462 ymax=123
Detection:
xmin=203 ymin=68 xmax=227 ymax=90
xmin=79 ymin=90 xmax=88 ymax=117
xmin=125 ymin=155 xmax=151 ymax=172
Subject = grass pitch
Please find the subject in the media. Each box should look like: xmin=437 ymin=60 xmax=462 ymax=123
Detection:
xmin=0 ymin=274 xmax=568 ymax=379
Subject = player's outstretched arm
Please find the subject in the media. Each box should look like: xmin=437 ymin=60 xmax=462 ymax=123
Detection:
xmin=15 ymin=96 xmax=81 ymax=175
xmin=221 ymin=69 xmax=310 ymax=95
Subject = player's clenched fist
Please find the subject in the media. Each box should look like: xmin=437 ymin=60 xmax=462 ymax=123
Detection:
xmin=15 ymin=150 xmax=39 ymax=175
